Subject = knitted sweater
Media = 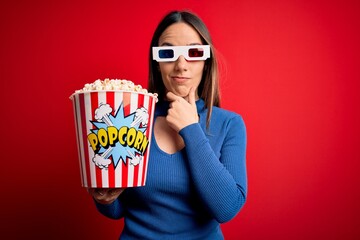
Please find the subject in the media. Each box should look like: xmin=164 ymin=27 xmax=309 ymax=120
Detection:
xmin=95 ymin=99 xmax=247 ymax=239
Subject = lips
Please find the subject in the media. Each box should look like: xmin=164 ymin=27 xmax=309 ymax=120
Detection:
xmin=171 ymin=76 xmax=190 ymax=83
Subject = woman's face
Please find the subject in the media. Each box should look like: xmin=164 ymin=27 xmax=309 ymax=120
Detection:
xmin=158 ymin=22 xmax=205 ymax=100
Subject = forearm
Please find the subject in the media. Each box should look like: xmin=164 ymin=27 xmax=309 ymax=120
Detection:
xmin=94 ymin=198 xmax=124 ymax=219
xmin=179 ymin=121 xmax=247 ymax=223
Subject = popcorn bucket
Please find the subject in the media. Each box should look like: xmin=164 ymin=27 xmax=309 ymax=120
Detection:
xmin=70 ymin=91 xmax=156 ymax=188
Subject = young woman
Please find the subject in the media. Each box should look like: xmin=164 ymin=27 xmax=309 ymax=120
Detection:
xmin=89 ymin=10 xmax=247 ymax=239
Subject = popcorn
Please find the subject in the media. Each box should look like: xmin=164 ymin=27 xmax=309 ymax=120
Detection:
xmin=74 ymin=78 xmax=158 ymax=100
xmin=70 ymin=77 xmax=158 ymax=188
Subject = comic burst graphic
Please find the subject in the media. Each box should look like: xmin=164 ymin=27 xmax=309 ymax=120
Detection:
xmin=88 ymin=103 xmax=149 ymax=169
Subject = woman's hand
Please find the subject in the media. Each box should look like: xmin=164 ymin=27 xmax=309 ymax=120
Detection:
xmin=166 ymin=87 xmax=199 ymax=132
xmin=88 ymin=188 xmax=124 ymax=205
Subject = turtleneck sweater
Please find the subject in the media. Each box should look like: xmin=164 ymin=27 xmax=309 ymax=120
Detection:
xmin=95 ymin=99 xmax=247 ymax=239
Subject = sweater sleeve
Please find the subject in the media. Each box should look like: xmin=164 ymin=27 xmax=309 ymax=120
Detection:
xmin=94 ymin=196 xmax=125 ymax=220
xmin=179 ymin=114 xmax=247 ymax=223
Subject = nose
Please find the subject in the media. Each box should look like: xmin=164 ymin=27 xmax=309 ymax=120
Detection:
xmin=174 ymin=55 xmax=188 ymax=71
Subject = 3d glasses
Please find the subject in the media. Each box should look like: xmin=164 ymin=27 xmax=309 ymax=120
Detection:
xmin=152 ymin=45 xmax=210 ymax=62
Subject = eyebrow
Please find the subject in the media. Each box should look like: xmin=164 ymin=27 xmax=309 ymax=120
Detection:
xmin=159 ymin=42 xmax=203 ymax=46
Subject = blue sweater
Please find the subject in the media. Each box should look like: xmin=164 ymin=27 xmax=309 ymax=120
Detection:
xmin=95 ymin=99 xmax=247 ymax=239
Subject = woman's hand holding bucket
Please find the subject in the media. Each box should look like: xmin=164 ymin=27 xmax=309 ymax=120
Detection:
xmin=88 ymin=188 xmax=125 ymax=205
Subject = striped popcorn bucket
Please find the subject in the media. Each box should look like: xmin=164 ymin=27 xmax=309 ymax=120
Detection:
xmin=70 ymin=90 xmax=156 ymax=188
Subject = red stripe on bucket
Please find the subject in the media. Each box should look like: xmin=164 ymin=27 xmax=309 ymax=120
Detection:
xmin=134 ymin=93 xmax=145 ymax=186
xmin=79 ymin=93 xmax=92 ymax=188
xmin=91 ymin=92 xmax=102 ymax=188
xmin=123 ymin=92 xmax=131 ymax=116
xmin=142 ymin=96 xmax=154 ymax=186
xmin=106 ymin=92 xmax=115 ymax=188
xmin=122 ymin=92 xmax=131 ymax=187
xmin=122 ymin=157 xmax=128 ymax=188
xmin=72 ymin=96 xmax=87 ymax=186
xmin=72 ymin=97 xmax=84 ymax=186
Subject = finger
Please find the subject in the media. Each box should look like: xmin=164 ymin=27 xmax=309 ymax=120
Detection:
xmin=188 ymin=87 xmax=196 ymax=106
xmin=95 ymin=188 xmax=106 ymax=196
xmin=109 ymin=188 xmax=125 ymax=196
xmin=166 ymin=91 xmax=180 ymax=102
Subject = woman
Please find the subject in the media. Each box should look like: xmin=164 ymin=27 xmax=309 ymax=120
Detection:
xmin=89 ymin=10 xmax=247 ymax=239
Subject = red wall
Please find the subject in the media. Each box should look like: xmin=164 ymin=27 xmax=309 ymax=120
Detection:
xmin=1 ymin=0 xmax=359 ymax=239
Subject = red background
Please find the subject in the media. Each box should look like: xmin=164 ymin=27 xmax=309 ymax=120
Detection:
xmin=1 ymin=0 xmax=359 ymax=239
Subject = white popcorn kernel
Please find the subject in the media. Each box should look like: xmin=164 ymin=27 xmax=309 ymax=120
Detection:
xmin=104 ymin=84 xmax=113 ymax=90
xmin=73 ymin=78 xmax=158 ymax=102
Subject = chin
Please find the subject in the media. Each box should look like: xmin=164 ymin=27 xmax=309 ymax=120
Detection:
xmin=173 ymin=88 xmax=190 ymax=97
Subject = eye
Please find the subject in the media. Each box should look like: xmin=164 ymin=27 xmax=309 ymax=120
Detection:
xmin=188 ymin=48 xmax=204 ymax=57
xmin=159 ymin=49 xmax=174 ymax=59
